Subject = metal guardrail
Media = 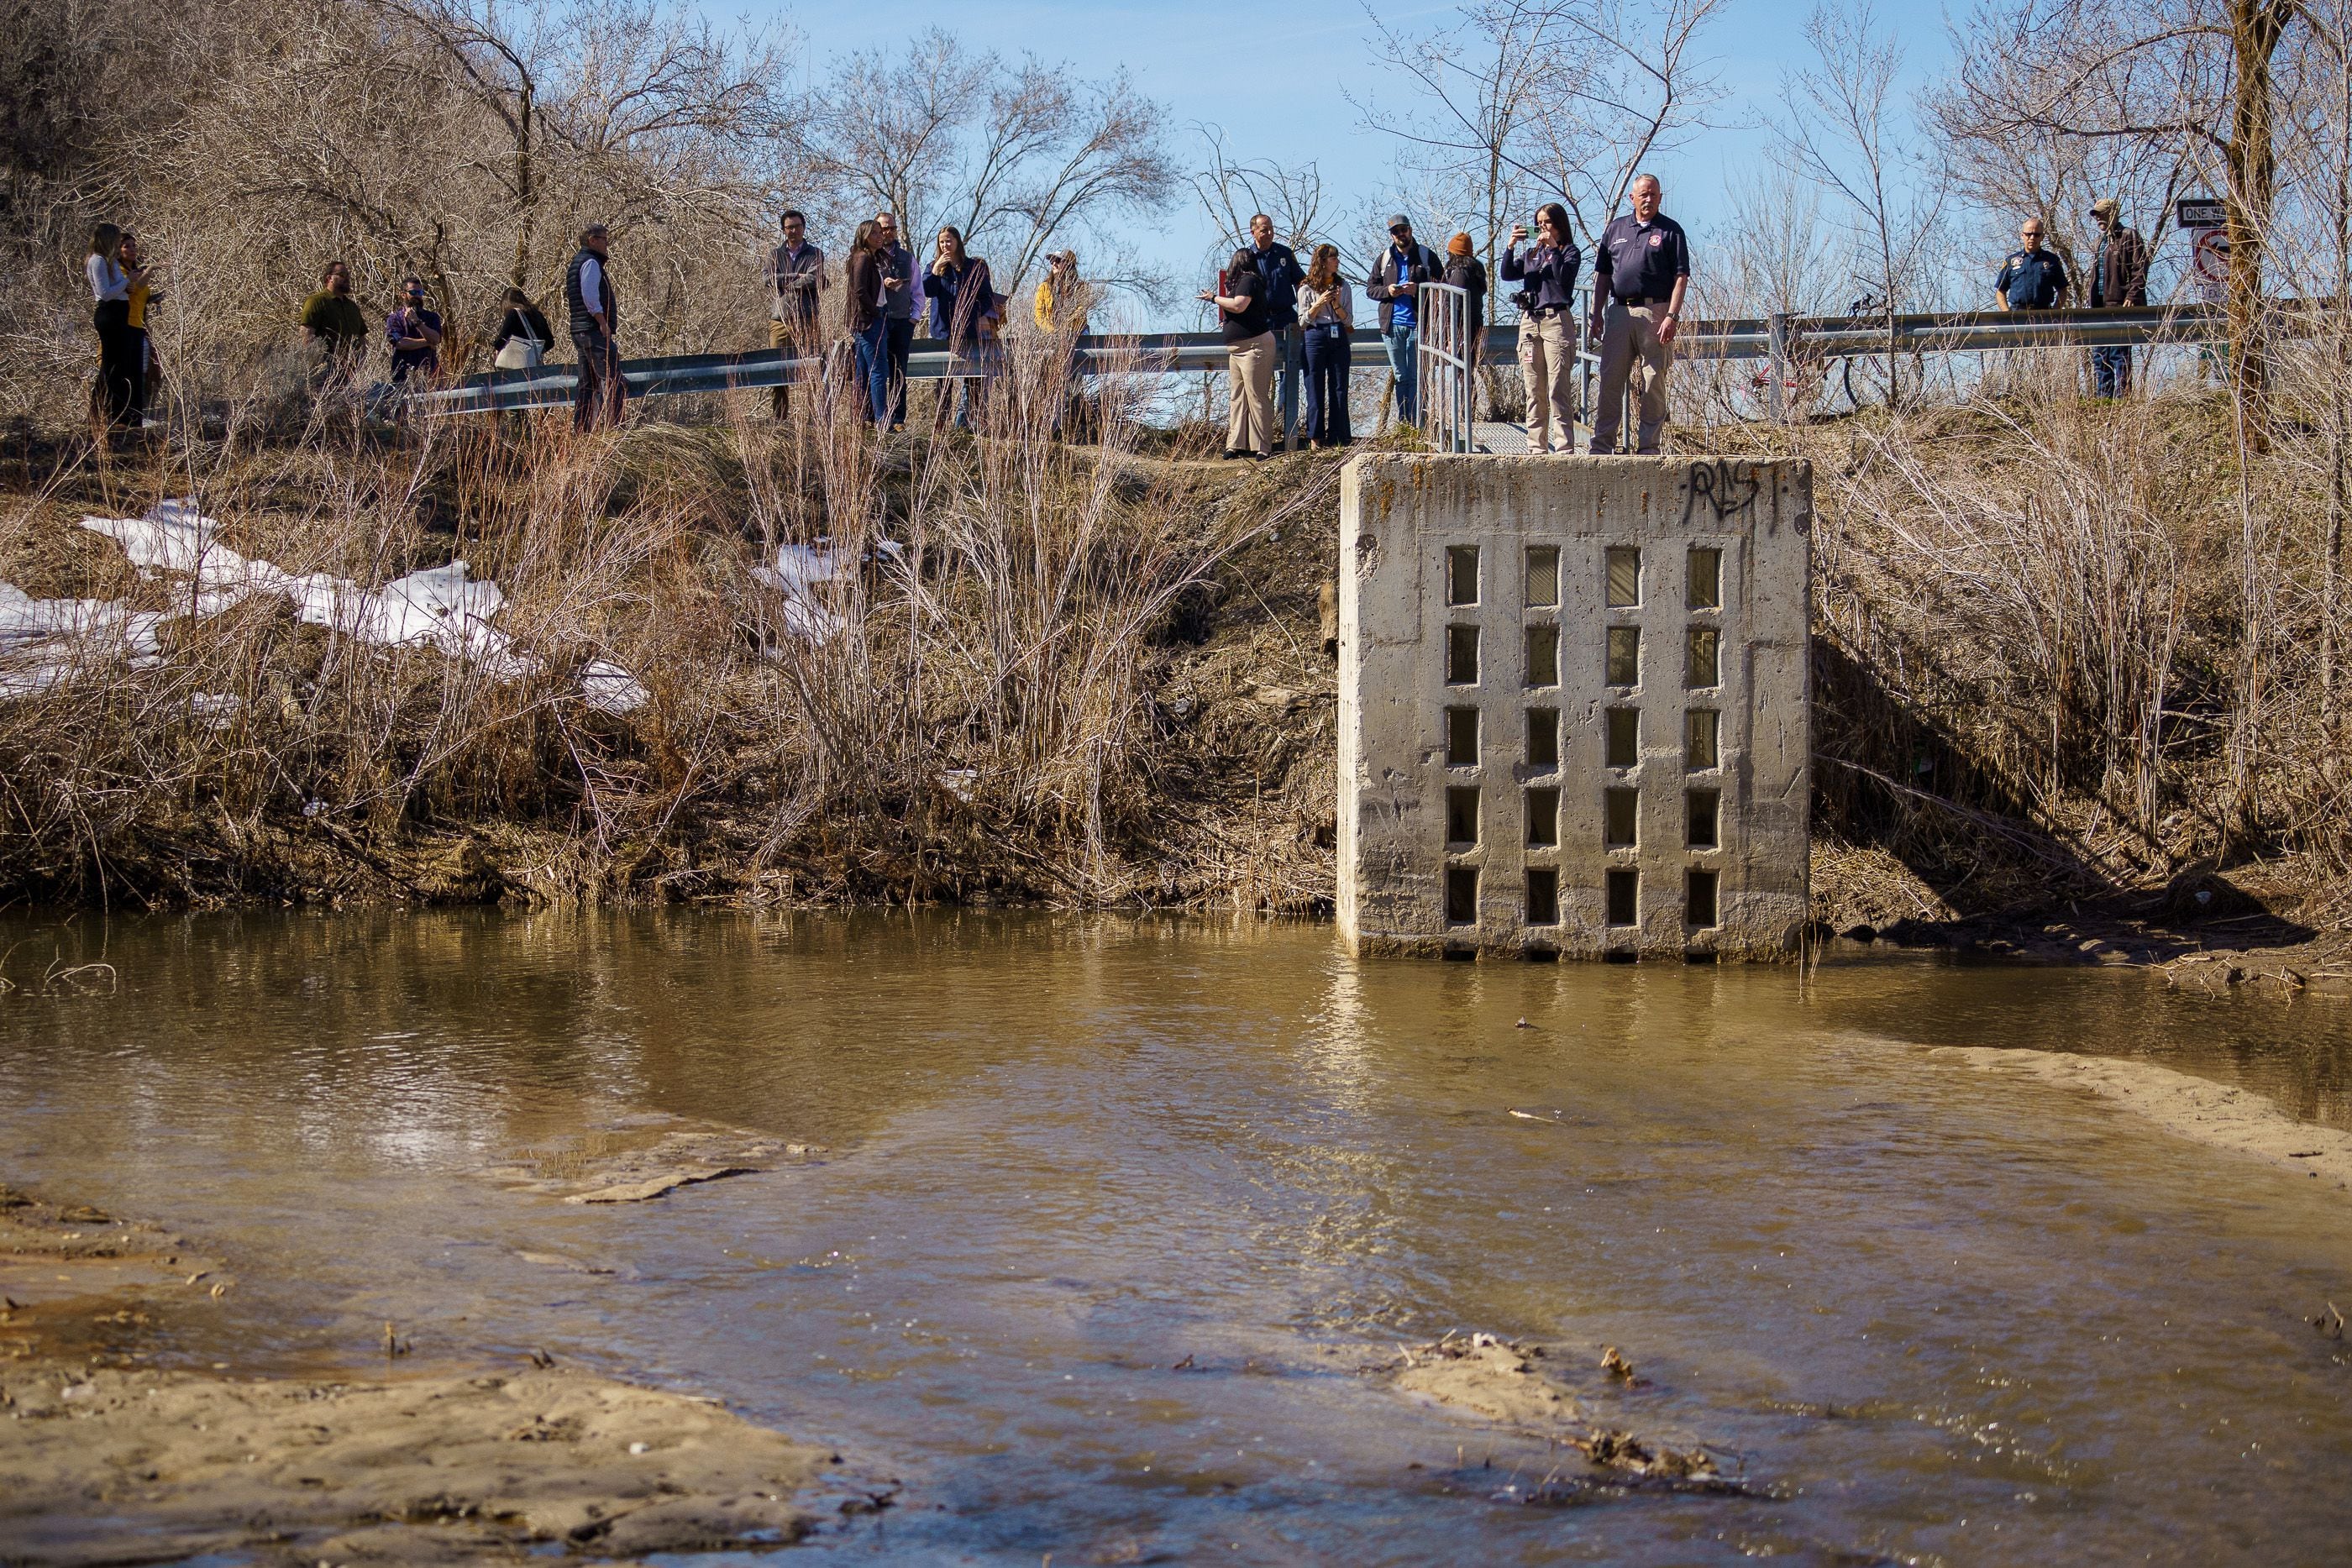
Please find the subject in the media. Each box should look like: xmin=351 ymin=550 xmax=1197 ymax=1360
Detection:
xmin=407 ymin=304 xmax=2237 ymax=418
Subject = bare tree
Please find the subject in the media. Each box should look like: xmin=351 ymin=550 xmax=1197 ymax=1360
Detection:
xmin=1774 ymin=0 xmax=1950 ymax=403
xmin=800 ymin=30 xmax=1178 ymax=298
xmin=1940 ymin=0 xmax=2302 ymax=440
xmin=1188 ymin=123 xmax=1333 ymax=282
xmin=1357 ymin=0 xmax=1730 ymax=251
xmin=362 ymin=0 xmax=792 ymax=293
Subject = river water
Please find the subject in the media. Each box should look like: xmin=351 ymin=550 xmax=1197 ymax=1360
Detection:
xmin=2 ymin=910 xmax=2349 ymax=1565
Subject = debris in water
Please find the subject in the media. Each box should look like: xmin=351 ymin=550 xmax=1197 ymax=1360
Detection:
xmin=1507 ymin=1109 xmax=1562 ymax=1123
xmin=1600 ymin=1346 xmax=1635 ymax=1382
xmin=2314 ymin=1302 xmax=2345 ymax=1340
xmin=382 ymin=1321 xmax=408 ymax=1358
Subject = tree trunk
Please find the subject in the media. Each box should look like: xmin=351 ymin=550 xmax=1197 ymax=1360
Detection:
xmin=509 ymin=79 xmax=535 ymax=293
xmin=2225 ymin=0 xmax=2283 ymax=451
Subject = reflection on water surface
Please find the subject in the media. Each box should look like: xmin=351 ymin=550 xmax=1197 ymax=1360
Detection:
xmin=2 ymin=910 xmax=2348 ymax=1565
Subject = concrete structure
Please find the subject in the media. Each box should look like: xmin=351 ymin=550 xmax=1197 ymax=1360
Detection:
xmin=1336 ymin=455 xmax=1810 ymax=959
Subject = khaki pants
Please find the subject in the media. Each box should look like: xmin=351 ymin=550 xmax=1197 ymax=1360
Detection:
xmin=1226 ymin=331 xmax=1276 ymax=456
xmin=1517 ymin=312 xmax=1578 ymax=453
xmin=1592 ymin=302 xmax=1673 ymax=454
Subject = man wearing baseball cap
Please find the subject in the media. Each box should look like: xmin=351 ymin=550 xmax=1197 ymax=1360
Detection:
xmin=2087 ymin=197 xmax=2150 ymax=398
xmin=1363 ymin=214 xmax=1444 ymax=427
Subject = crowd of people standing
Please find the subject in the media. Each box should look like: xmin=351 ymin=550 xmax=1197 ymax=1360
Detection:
xmin=79 ymin=176 xmax=2161 ymax=448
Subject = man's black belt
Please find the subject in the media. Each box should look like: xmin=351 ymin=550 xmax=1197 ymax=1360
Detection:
xmin=1616 ymin=295 xmax=1675 ymax=306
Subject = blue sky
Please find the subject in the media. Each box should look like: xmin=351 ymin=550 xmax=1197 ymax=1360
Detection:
xmin=750 ymin=0 xmax=1954 ymax=323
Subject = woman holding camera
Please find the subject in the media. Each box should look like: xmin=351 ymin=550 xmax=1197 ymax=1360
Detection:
xmin=1500 ymin=202 xmax=1581 ymax=454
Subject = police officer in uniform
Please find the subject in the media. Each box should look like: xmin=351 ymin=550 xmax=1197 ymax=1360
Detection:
xmin=1993 ymin=218 xmax=2069 ymax=311
xmin=567 ymin=223 xmax=625 ymax=433
xmin=1588 ymin=173 xmax=1690 ymax=455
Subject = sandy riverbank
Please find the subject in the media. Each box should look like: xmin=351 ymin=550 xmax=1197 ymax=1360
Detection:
xmin=0 ymin=1182 xmax=837 ymax=1565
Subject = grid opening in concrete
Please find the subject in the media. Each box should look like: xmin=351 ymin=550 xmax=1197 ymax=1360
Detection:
xmin=1444 ymin=706 xmax=1478 ymax=767
xmin=1606 ymin=868 xmax=1639 ymax=926
xmin=1685 ymin=708 xmax=1719 ymax=770
xmin=1688 ymin=547 xmax=1722 ymax=609
xmin=1687 ymin=789 xmax=1721 ymax=849
xmin=1525 ymin=625 xmax=1560 ymax=687
xmin=1445 ymin=786 xmax=1480 ymax=846
xmin=1527 ymin=709 xmax=1560 ymax=768
xmin=1604 ymin=788 xmax=1639 ymax=847
xmin=1446 ymin=545 xmax=1480 ymax=606
xmin=1605 ymin=547 xmax=1642 ymax=607
xmin=1446 ymin=625 xmax=1479 ymax=684
xmin=1525 ymin=787 xmax=1560 ymax=847
xmin=1525 ymin=546 xmax=1560 ymax=607
xmin=1526 ymin=868 xmax=1560 ymax=925
xmin=1605 ymin=627 xmax=1640 ymax=686
xmin=1604 ymin=707 xmax=1639 ymax=768
xmin=1445 ymin=866 xmax=1478 ymax=924
xmin=1687 ymin=868 xmax=1720 ymax=928
xmin=1337 ymin=456 xmax=1809 ymax=960
xmin=1686 ymin=627 xmax=1720 ymax=689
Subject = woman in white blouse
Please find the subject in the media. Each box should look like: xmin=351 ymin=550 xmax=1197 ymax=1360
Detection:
xmin=85 ymin=224 xmax=147 ymax=434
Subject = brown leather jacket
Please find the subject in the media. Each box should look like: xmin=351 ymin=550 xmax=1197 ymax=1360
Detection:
xmin=845 ymin=248 xmax=885 ymax=332
xmin=2092 ymin=227 xmax=2150 ymax=307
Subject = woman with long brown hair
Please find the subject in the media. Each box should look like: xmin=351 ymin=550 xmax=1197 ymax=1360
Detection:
xmin=843 ymin=219 xmax=893 ymax=426
xmin=1296 ymin=244 xmax=1353 ymax=449
xmin=927 ymin=224 xmax=999 ymax=430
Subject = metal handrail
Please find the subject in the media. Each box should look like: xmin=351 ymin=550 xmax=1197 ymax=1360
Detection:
xmin=1412 ymin=282 xmax=1476 ymax=454
xmin=405 ymin=303 xmax=2246 ymax=418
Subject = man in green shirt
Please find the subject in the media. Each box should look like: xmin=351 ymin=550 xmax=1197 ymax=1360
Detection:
xmin=301 ymin=260 xmax=369 ymax=388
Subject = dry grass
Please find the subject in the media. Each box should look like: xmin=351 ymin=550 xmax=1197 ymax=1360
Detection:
xmin=0 ymin=349 xmax=1341 ymax=913
xmin=1699 ymin=364 xmax=2352 ymax=932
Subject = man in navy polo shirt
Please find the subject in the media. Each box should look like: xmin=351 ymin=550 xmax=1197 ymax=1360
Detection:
xmin=1588 ymin=173 xmax=1690 ymax=455
xmin=1247 ymin=214 xmax=1306 ymax=448
xmin=1994 ymin=218 xmax=2070 ymax=310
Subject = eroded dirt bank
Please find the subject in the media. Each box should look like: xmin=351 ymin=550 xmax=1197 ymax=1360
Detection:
xmin=0 ymin=1182 xmax=833 ymax=1565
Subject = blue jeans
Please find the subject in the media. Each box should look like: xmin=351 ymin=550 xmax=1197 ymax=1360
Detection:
xmin=1303 ymin=324 xmax=1352 ymax=446
xmin=1383 ymin=323 xmax=1418 ymax=425
xmin=1274 ymin=325 xmax=1305 ymax=443
xmin=853 ymin=317 xmax=890 ymax=424
xmin=2092 ymin=345 xmax=2131 ymax=398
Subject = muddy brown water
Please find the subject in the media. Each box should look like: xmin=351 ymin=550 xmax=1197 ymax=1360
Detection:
xmin=3 ymin=910 xmax=2349 ymax=1565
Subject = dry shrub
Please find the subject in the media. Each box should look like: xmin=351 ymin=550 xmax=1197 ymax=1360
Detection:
xmin=1711 ymin=365 xmax=2350 ymax=923
xmin=0 ymin=346 xmax=1297 ymax=911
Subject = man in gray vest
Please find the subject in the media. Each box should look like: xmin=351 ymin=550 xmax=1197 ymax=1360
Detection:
xmin=567 ymin=223 xmax=624 ymax=433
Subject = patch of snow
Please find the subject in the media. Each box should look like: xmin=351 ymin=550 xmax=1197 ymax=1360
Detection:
xmin=55 ymin=499 xmax=641 ymax=711
xmin=753 ymin=537 xmax=904 ymax=643
xmin=0 ymin=581 xmax=165 ymax=696
xmin=580 ymin=659 xmax=649 ymax=714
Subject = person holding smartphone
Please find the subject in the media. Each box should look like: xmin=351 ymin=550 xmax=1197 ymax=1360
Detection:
xmin=386 ymin=277 xmax=444 ymax=385
xmin=1500 ymin=203 xmax=1582 ymax=453
xmin=1295 ymin=244 xmax=1353 ymax=448
xmin=1202 ymin=248 xmax=1275 ymax=459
